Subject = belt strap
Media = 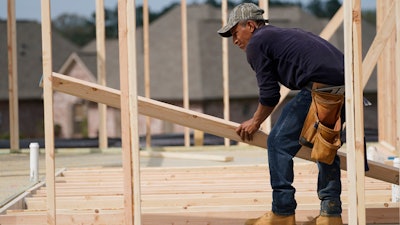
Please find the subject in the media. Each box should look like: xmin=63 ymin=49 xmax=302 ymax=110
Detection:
xmin=315 ymin=85 xmax=345 ymax=94
xmin=306 ymin=82 xmax=371 ymax=106
xmin=306 ymin=82 xmax=344 ymax=94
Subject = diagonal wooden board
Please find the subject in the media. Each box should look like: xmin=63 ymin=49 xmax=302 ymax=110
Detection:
xmin=50 ymin=72 xmax=399 ymax=185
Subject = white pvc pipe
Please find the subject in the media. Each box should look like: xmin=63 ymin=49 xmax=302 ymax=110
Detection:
xmin=29 ymin=142 xmax=39 ymax=182
xmin=392 ymin=157 xmax=400 ymax=202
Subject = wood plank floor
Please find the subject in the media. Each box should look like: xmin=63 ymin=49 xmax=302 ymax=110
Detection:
xmin=0 ymin=163 xmax=398 ymax=225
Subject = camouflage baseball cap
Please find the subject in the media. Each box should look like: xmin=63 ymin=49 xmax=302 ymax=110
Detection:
xmin=218 ymin=3 xmax=266 ymax=37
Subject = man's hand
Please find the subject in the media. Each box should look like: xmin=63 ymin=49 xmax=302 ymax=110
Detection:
xmin=236 ymin=118 xmax=260 ymax=141
xmin=235 ymin=103 xmax=275 ymax=142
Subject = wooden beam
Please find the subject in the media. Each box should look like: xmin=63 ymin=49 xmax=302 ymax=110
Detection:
xmin=1 ymin=165 xmax=397 ymax=224
xmin=117 ymin=0 xmax=139 ymax=224
xmin=0 ymin=210 xmax=124 ymax=224
xmin=221 ymin=0 xmax=230 ymax=146
xmin=143 ymin=0 xmax=152 ymax=148
xmin=140 ymin=151 xmax=234 ymax=162
xmin=0 ymin=168 xmax=66 ymax=214
xmin=344 ymin=0 xmax=366 ymax=224
xmin=23 ymin=194 xmax=396 ymax=212
xmin=362 ymin=1 xmax=395 ymax=88
xmin=51 ymin=73 xmax=266 ymax=149
xmin=7 ymin=0 xmax=19 ymax=152
xmin=259 ymin=0 xmax=268 ymax=20
xmin=40 ymin=0 xmax=56 ymax=224
xmin=181 ymin=0 xmax=190 ymax=147
xmin=127 ymin=0 xmax=142 ymax=223
xmin=377 ymin=0 xmax=397 ymax=147
xmin=1 ymin=207 xmax=397 ymax=225
xmin=396 ymin=0 xmax=400 ymax=151
xmin=50 ymin=72 xmax=399 ymax=185
xmin=96 ymin=0 xmax=108 ymax=150
xmin=1 ymin=207 xmax=398 ymax=225
xmin=52 ymin=73 xmax=120 ymax=108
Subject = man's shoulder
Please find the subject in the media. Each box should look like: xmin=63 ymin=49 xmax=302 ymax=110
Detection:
xmin=262 ymin=25 xmax=290 ymax=32
xmin=251 ymin=25 xmax=281 ymax=45
xmin=255 ymin=25 xmax=293 ymax=38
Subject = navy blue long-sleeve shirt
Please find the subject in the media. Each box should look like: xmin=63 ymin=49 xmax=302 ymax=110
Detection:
xmin=246 ymin=25 xmax=344 ymax=107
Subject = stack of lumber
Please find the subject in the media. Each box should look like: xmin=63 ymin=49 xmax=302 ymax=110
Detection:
xmin=0 ymin=163 xmax=398 ymax=225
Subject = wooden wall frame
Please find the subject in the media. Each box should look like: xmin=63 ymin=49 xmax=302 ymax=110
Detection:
xmin=50 ymin=72 xmax=399 ymax=186
xmin=26 ymin=0 xmax=398 ymax=224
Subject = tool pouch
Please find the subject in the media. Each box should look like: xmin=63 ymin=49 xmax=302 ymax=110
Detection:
xmin=299 ymin=90 xmax=344 ymax=165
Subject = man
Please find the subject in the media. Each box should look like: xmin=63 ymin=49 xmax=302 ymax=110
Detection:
xmin=218 ymin=3 xmax=344 ymax=225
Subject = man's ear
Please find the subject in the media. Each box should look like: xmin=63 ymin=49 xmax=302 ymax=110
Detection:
xmin=247 ymin=21 xmax=256 ymax=33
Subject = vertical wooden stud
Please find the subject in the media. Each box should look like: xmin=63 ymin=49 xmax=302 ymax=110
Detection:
xmin=181 ymin=0 xmax=190 ymax=147
xmin=193 ymin=129 xmax=204 ymax=146
xmin=377 ymin=0 xmax=396 ymax=148
xmin=377 ymin=0 xmax=385 ymax=147
xmin=40 ymin=0 xmax=56 ymax=224
xmin=362 ymin=3 xmax=395 ymax=88
xmin=259 ymin=0 xmax=269 ymax=23
xmin=143 ymin=0 xmax=152 ymax=148
xmin=344 ymin=0 xmax=366 ymax=224
xmin=117 ymin=3 xmax=132 ymax=222
xmin=118 ymin=0 xmax=141 ymax=224
xmin=7 ymin=0 xmax=20 ymax=152
xmin=388 ymin=0 xmax=397 ymax=148
xmin=96 ymin=0 xmax=108 ymax=150
xmin=221 ymin=0 xmax=230 ymax=146
xmin=396 ymin=0 xmax=400 ymax=152
xmin=127 ymin=1 xmax=142 ymax=223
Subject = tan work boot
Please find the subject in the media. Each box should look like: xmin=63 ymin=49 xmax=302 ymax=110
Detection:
xmin=303 ymin=215 xmax=343 ymax=225
xmin=244 ymin=211 xmax=295 ymax=225
xmin=316 ymin=215 xmax=343 ymax=225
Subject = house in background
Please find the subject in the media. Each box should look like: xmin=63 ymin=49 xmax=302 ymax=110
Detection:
xmin=54 ymin=51 xmax=122 ymax=138
xmin=55 ymin=4 xmax=378 ymax=139
xmin=0 ymin=20 xmax=79 ymax=139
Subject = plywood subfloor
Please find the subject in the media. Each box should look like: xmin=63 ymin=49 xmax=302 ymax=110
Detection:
xmin=0 ymin=163 xmax=398 ymax=225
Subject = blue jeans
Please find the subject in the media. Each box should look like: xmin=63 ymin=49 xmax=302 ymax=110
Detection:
xmin=267 ymin=88 xmax=342 ymax=216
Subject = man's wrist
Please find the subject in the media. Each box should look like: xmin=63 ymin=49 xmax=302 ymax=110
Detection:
xmin=252 ymin=118 xmax=262 ymax=128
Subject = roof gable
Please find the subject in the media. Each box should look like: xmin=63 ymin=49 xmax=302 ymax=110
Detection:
xmin=58 ymin=52 xmax=97 ymax=83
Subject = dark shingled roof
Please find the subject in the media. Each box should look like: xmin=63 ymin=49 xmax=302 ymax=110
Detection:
xmin=1 ymin=5 xmax=377 ymax=101
xmin=0 ymin=20 xmax=79 ymax=100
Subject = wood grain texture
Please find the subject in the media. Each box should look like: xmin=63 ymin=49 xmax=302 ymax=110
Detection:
xmin=50 ymin=72 xmax=399 ymax=185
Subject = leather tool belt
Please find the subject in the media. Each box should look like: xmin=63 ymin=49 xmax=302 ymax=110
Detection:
xmin=299 ymin=83 xmax=345 ymax=165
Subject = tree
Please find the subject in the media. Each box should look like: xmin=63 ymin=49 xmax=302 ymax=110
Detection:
xmin=104 ymin=6 xmax=118 ymax=38
xmin=307 ymin=0 xmax=341 ymax=19
xmin=53 ymin=14 xmax=95 ymax=46
xmin=362 ymin=10 xmax=376 ymax=25
xmin=53 ymin=1 xmax=306 ymax=46
xmin=136 ymin=5 xmax=161 ymax=27
xmin=205 ymin=0 xmax=219 ymax=7
xmin=325 ymin=0 xmax=341 ymax=18
xmin=307 ymin=0 xmax=326 ymax=18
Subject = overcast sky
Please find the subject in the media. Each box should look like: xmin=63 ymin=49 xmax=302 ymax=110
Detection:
xmin=0 ymin=0 xmax=204 ymax=21
xmin=0 ymin=0 xmax=375 ymax=22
